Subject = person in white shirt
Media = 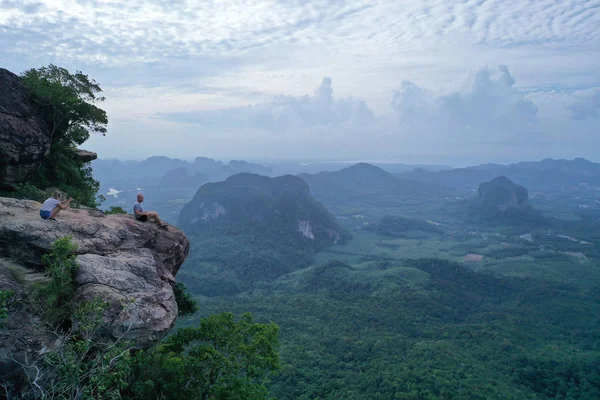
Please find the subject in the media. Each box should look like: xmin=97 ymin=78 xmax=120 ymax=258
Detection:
xmin=40 ymin=191 xmax=72 ymax=221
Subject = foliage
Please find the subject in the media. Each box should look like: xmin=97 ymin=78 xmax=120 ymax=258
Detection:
xmin=173 ymin=282 xmax=199 ymax=316
xmin=188 ymin=258 xmax=600 ymax=400
xmin=126 ymin=312 xmax=280 ymax=400
xmin=38 ymin=236 xmax=79 ymax=326
xmin=0 ymin=290 xmax=13 ymax=321
xmin=21 ymin=64 xmax=107 ymax=207
xmin=364 ymin=214 xmax=443 ymax=238
xmin=19 ymin=298 xmax=135 ymax=400
xmin=104 ymin=205 xmax=128 ymax=215
xmin=0 ymin=183 xmax=47 ymax=203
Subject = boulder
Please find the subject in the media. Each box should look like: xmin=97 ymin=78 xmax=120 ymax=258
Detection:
xmin=0 ymin=69 xmax=50 ymax=188
xmin=0 ymin=197 xmax=190 ymax=348
xmin=70 ymin=148 xmax=98 ymax=163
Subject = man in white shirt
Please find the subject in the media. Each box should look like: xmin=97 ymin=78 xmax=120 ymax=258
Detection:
xmin=40 ymin=191 xmax=72 ymax=220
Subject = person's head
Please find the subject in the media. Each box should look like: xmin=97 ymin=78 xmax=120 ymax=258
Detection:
xmin=53 ymin=190 xmax=64 ymax=201
xmin=137 ymin=193 xmax=144 ymax=203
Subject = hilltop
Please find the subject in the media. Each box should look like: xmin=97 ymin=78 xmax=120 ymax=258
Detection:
xmin=177 ymin=173 xmax=346 ymax=295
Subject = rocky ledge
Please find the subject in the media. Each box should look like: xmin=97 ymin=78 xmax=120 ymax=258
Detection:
xmin=0 ymin=197 xmax=189 ymax=348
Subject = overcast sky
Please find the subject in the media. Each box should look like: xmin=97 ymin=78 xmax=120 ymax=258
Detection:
xmin=2 ymin=0 xmax=599 ymax=165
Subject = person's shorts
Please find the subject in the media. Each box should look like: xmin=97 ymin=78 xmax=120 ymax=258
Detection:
xmin=136 ymin=215 xmax=148 ymax=222
xmin=40 ymin=210 xmax=51 ymax=219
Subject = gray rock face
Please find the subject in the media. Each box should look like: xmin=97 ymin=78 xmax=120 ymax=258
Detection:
xmin=0 ymin=197 xmax=190 ymax=349
xmin=0 ymin=69 xmax=50 ymax=188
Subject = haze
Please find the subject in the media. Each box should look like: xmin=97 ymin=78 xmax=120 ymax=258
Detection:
xmin=2 ymin=0 xmax=599 ymax=165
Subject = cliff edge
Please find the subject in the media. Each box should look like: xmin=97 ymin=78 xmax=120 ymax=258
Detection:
xmin=0 ymin=197 xmax=190 ymax=358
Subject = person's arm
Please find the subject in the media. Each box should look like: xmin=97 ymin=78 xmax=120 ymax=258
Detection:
xmin=134 ymin=206 xmax=147 ymax=216
xmin=58 ymin=198 xmax=72 ymax=210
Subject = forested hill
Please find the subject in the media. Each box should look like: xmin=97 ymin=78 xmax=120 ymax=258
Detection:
xmin=299 ymin=162 xmax=457 ymax=209
xmin=177 ymin=173 xmax=347 ymax=296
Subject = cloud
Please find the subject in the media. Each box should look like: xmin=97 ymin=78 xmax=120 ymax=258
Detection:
xmin=145 ymin=66 xmax=553 ymax=162
xmin=391 ymin=65 xmax=542 ymax=145
xmin=3 ymin=0 xmax=600 ymax=163
xmin=569 ymin=88 xmax=600 ymax=120
xmin=159 ymin=77 xmax=375 ymax=132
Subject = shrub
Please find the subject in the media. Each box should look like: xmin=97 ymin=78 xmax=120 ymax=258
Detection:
xmin=172 ymin=282 xmax=199 ymax=316
xmin=39 ymin=236 xmax=79 ymax=326
xmin=105 ymin=206 xmax=127 ymax=215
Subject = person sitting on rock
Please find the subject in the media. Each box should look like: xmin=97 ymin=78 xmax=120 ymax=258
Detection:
xmin=133 ymin=193 xmax=168 ymax=230
xmin=40 ymin=191 xmax=72 ymax=221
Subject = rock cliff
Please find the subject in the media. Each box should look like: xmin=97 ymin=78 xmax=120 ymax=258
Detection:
xmin=477 ymin=176 xmax=529 ymax=212
xmin=0 ymin=68 xmax=51 ymax=188
xmin=0 ymin=197 xmax=189 ymax=364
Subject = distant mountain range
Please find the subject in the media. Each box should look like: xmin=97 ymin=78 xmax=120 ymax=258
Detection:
xmin=177 ymin=173 xmax=347 ymax=296
xmin=299 ymin=163 xmax=459 ymax=211
xmin=399 ymin=158 xmax=600 ymax=191
xmin=92 ymin=156 xmax=275 ymax=190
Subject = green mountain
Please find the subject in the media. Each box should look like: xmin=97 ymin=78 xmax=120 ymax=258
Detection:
xmin=299 ymin=163 xmax=457 ymax=211
xmin=177 ymin=173 xmax=346 ymax=296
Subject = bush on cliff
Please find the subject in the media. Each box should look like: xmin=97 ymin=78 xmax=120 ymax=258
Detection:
xmin=20 ymin=65 xmax=107 ymax=207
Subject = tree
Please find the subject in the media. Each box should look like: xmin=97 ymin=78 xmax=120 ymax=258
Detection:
xmin=20 ymin=65 xmax=108 ymax=207
xmin=128 ymin=312 xmax=280 ymax=400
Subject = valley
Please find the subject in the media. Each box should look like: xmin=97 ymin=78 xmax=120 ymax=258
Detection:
xmin=96 ymin=156 xmax=600 ymax=399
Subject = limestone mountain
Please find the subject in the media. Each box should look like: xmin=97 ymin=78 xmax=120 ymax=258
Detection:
xmin=177 ymin=173 xmax=345 ymax=296
xmin=468 ymin=176 xmax=544 ymax=225
xmin=478 ymin=176 xmax=529 ymax=212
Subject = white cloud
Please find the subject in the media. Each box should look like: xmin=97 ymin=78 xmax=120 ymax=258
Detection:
xmin=391 ymin=65 xmax=542 ymax=145
xmin=569 ymin=88 xmax=600 ymax=120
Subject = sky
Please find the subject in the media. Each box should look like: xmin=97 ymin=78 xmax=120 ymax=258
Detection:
xmin=1 ymin=0 xmax=599 ymax=166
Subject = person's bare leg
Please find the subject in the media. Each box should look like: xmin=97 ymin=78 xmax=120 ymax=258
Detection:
xmin=148 ymin=211 xmax=165 ymax=226
xmin=50 ymin=206 xmax=62 ymax=219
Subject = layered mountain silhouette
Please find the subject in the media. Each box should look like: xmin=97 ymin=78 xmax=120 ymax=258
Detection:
xmin=399 ymin=158 xmax=600 ymax=190
xmin=299 ymin=163 xmax=456 ymax=209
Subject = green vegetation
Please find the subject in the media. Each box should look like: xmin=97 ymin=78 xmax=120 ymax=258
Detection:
xmin=0 ymin=183 xmax=47 ymax=202
xmin=0 ymin=290 xmax=13 ymax=320
xmin=20 ymin=298 xmax=134 ymax=400
xmin=104 ymin=205 xmax=128 ymax=215
xmin=20 ymin=64 xmax=107 ymax=207
xmin=173 ymin=282 xmax=199 ymax=316
xmin=364 ymin=215 xmax=443 ymax=238
xmin=38 ymin=236 xmax=79 ymax=326
xmin=192 ymin=258 xmax=600 ymax=400
xmin=128 ymin=313 xmax=279 ymax=400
